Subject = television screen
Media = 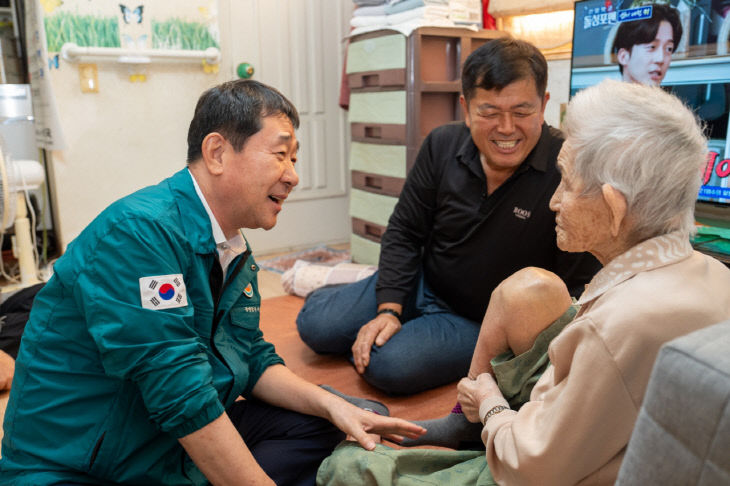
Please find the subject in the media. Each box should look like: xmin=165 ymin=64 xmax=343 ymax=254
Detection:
xmin=569 ymin=0 xmax=730 ymax=210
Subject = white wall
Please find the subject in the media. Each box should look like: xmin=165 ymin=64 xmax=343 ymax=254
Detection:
xmin=46 ymin=0 xmax=352 ymax=254
xmin=48 ymin=64 xmax=220 ymax=247
xmin=545 ymin=58 xmax=571 ymax=129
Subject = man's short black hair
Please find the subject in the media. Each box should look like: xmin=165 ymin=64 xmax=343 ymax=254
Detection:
xmin=186 ymin=79 xmax=300 ymax=163
xmin=461 ymin=37 xmax=548 ymax=102
xmin=612 ymin=3 xmax=683 ymax=74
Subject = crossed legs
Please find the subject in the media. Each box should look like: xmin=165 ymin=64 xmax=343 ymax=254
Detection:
xmin=297 ymin=272 xmax=481 ymax=395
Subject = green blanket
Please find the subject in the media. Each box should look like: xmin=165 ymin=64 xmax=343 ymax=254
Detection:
xmin=317 ymin=442 xmax=494 ymax=486
xmin=316 ymin=305 xmax=581 ymax=486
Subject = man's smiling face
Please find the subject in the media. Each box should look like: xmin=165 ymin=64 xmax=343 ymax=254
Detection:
xmin=217 ymin=114 xmax=299 ymax=233
xmin=461 ymin=77 xmax=547 ymax=175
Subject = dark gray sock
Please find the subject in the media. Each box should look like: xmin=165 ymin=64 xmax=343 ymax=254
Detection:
xmin=399 ymin=403 xmax=484 ymax=449
xmin=319 ymin=384 xmax=390 ymax=416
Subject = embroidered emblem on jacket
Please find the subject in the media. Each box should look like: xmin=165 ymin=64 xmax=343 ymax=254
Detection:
xmin=243 ymin=283 xmax=254 ymax=298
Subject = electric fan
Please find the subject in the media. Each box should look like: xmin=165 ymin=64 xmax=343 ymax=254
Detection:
xmin=0 ymin=147 xmax=44 ymax=290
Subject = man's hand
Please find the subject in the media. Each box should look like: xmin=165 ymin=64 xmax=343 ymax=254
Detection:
xmin=252 ymin=364 xmax=425 ymax=451
xmin=456 ymin=373 xmax=503 ymax=423
xmin=327 ymin=400 xmax=425 ymax=450
xmin=0 ymin=350 xmax=15 ymax=391
xmin=351 ymin=312 xmax=401 ymax=374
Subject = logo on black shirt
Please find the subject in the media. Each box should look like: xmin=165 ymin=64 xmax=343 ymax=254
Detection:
xmin=513 ymin=206 xmax=532 ymax=220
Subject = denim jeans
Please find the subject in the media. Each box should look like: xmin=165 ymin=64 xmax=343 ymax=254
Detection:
xmin=296 ymin=272 xmax=481 ymax=395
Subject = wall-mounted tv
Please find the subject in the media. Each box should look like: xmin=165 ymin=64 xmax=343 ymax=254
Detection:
xmin=569 ymin=0 xmax=730 ymax=227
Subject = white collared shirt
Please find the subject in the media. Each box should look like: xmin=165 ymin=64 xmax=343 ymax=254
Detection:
xmin=188 ymin=169 xmax=247 ymax=275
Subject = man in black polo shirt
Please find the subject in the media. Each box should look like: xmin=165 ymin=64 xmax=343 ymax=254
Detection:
xmin=296 ymin=38 xmax=600 ymax=396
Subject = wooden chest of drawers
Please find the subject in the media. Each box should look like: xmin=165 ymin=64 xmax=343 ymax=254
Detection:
xmin=346 ymin=27 xmax=504 ymax=264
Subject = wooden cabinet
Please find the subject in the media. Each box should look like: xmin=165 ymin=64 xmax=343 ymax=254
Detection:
xmin=346 ymin=27 xmax=504 ymax=264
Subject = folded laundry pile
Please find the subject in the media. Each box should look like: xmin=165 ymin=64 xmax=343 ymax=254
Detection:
xmin=350 ymin=0 xmax=480 ymax=36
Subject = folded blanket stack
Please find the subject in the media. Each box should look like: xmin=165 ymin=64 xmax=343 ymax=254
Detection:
xmin=448 ymin=0 xmax=482 ymax=27
xmin=386 ymin=0 xmax=448 ymax=15
xmin=350 ymin=0 xmax=458 ymax=36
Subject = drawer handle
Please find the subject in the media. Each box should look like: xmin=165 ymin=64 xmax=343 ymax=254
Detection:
xmin=364 ymin=176 xmax=383 ymax=190
xmin=364 ymin=126 xmax=381 ymax=139
xmin=364 ymin=224 xmax=383 ymax=238
xmin=362 ymin=74 xmax=380 ymax=87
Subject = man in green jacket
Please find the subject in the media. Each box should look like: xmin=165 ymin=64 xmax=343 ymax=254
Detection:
xmin=0 ymin=80 xmax=423 ymax=486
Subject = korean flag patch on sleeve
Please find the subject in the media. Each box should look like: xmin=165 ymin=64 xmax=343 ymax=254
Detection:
xmin=139 ymin=274 xmax=188 ymax=310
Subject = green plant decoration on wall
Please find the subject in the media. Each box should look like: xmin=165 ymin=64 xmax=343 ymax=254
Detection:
xmin=44 ymin=13 xmax=120 ymax=52
xmin=152 ymin=18 xmax=219 ymax=50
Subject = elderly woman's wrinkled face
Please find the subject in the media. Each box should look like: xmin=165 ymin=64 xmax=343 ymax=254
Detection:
xmin=549 ymin=142 xmax=613 ymax=259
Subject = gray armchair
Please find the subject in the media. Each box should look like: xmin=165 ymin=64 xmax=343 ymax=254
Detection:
xmin=615 ymin=320 xmax=730 ymax=485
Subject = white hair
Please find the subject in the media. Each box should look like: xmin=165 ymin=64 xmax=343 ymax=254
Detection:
xmin=563 ymin=79 xmax=706 ymax=241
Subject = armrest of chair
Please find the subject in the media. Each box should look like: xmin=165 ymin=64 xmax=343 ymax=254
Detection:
xmin=616 ymin=320 xmax=730 ymax=485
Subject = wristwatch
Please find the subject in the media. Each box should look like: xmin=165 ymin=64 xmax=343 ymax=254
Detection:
xmin=376 ymin=308 xmax=401 ymax=320
xmin=483 ymin=405 xmax=509 ymax=422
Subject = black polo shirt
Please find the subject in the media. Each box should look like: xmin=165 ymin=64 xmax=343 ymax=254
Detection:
xmin=376 ymin=122 xmax=601 ymax=323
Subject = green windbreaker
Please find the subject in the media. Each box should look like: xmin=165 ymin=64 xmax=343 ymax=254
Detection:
xmin=0 ymin=168 xmax=283 ymax=485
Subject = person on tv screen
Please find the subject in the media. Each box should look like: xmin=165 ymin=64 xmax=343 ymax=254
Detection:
xmin=612 ymin=3 xmax=683 ymax=85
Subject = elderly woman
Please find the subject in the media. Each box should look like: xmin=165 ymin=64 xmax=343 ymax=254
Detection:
xmin=316 ymin=79 xmax=730 ymax=485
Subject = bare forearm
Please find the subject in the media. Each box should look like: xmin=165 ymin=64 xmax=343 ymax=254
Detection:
xmin=252 ymin=364 xmax=338 ymax=420
xmin=179 ymin=413 xmax=274 ymax=486
xmin=252 ymin=364 xmax=426 ymax=450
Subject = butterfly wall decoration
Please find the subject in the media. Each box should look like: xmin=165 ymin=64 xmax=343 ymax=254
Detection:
xmin=119 ymin=4 xmax=144 ymax=24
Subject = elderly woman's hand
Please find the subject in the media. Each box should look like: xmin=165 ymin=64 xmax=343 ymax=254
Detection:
xmin=457 ymin=373 xmax=503 ymax=423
